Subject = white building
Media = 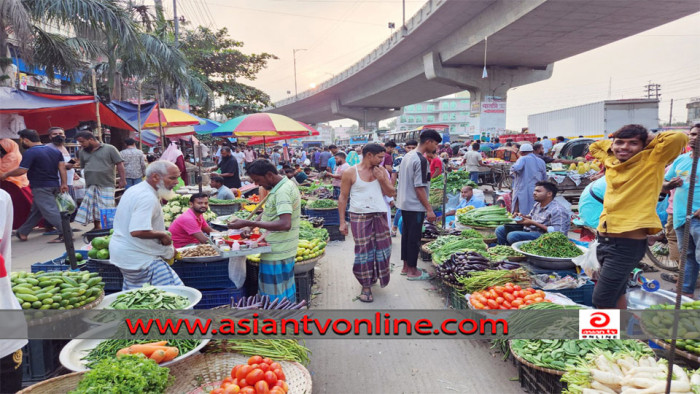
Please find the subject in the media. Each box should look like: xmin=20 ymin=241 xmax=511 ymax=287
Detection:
xmin=395 ymin=93 xmax=480 ymax=136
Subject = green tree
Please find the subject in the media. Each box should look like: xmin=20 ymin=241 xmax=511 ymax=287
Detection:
xmin=181 ymin=26 xmax=277 ymax=118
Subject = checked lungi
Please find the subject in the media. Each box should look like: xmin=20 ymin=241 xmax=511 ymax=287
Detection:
xmin=259 ymin=257 xmax=297 ymax=302
xmin=75 ymin=185 xmax=115 ymax=225
xmin=349 ymin=212 xmax=392 ymax=288
xmin=119 ymin=259 xmax=183 ymax=291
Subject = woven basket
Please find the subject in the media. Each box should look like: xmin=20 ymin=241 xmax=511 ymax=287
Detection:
xmin=482 ymin=237 xmax=497 ymax=244
xmin=648 ymin=338 xmax=700 ymax=365
xmin=507 ymin=256 xmax=527 ymax=262
xmin=509 ymin=341 xmax=565 ymax=376
xmin=26 ymin=291 xmax=104 ymax=327
xmin=420 ymin=237 xmax=436 ymax=244
xmin=168 ymin=352 xmax=312 ymax=394
xmin=18 ymin=371 xmax=85 ymax=393
xmin=294 ymin=252 xmax=325 ymax=274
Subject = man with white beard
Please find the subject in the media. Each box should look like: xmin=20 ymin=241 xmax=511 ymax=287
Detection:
xmin=109 ymin=161 xmax=184 ymax=290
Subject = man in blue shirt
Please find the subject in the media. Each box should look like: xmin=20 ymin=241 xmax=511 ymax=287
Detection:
xmin=664 ymin=123 xmax=700 ymax=298
xmin=327 ymin=145 xmax=339 ymax=173
xmin=444 ymin=185 xmax=486 ymax=226
xmin=0 ymin=129 xmax=67 ymax=243
xmin=318 ymin=147 xmax=332 ymax=171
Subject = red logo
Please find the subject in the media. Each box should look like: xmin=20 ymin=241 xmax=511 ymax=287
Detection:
xmin=590 ymin=312 xmax=610 ymax=328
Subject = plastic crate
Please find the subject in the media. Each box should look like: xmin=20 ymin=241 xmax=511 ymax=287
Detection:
xmin=295 ymin=269 xmax=314 ymax=303
xmin=517 ymin=358 xmax=566 ymax=394
xmin=84 ymin=259 xmax=123 ymax=292
xmin=245 ymin=261 xmax=260 ymax=296
xmin=544 ymin=280 xmax=595 ymax=307
xmin=99 ymin=208 xmax=117 ymax=230
xmin=195 ymin=287 xmax=246 ymax=309
xmin=305 ymin=208 xmax=340 ymax=226
xmin=171 ymin=259 xmax=235 ymax=290
xmin=31 ymin=251 xmax=89 ymax=273
xmin=324 ymin=225 xmax=345 ymax=242
xmin=21 ymin=340 xmax=70 ymax=387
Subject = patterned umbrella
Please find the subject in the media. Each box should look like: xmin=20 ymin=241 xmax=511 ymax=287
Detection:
xmin=242 ymin=122 xmax=320 ymax=145
xmin=142 ymin=108 xmax=203 ymax=129
xmin=206 ymin=113 xmax=314 ymax=137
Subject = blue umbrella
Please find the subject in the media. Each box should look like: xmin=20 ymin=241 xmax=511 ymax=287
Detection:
xmin=192 ymin=114 xmax=222 ymax=134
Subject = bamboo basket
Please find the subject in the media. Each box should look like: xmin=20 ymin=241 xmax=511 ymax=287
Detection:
xmin=648 ymin=338 xmax=700 ymax=366
xmin=509 ymin=341 xmax=565 ymax=376
xmin=26 ymin=291 xmax=104 ymax=327
xmin=18 ymin=371 xmax=85 ymax=393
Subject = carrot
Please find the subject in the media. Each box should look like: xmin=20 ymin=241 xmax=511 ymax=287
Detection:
xmin=161 ymin=347 xmax=179 ymax=362
xmin=125 ymin=344 xmax=169 ymax=357
xmin=149 ymin=349 xmax=166 ymax=363
xmin=116 ymin=347 xmax=132 ymax=357
xmin=146 ymin=341 xmax=168 ymax=347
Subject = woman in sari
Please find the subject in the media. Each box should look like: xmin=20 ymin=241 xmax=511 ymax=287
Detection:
xmin=0 ymin=139 xmax=32 ymax=229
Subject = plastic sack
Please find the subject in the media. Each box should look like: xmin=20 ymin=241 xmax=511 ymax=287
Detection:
xmin=572 ymin=239 xmax=600 ymax=279
xmin=55 ymin=192 xmax=76 ymax=214
xmin=228 ymin=256 xmax=247 ymax=289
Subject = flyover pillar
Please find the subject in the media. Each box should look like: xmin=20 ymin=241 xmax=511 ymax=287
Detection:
xmin=424 ymin=52 xmax=553 ymax=136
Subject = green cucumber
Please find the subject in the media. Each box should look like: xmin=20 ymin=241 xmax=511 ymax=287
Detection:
xmin=13 ymin=287 xmax=34 ymax=295
xmin=16 ymin=294 xmax=39 ymax=302
xmin=36 ymin=293 xmax=52 ymax=300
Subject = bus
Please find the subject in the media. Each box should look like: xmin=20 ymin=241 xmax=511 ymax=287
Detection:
xmin=336 ymin=132 xmax=376 ymax=146
xmin=384 ymin=124 xmax=450 ymax=144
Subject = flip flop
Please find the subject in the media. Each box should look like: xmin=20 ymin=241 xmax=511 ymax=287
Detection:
xmin=661 ymin=272 xmax=678 ymax=283
xmin=358 ymin=290 xmax=373 ymax=303
xmin=16 ymin=233 xmax=28 ymax=242
xmin=47 ymin=238 xmax=65 ymax=244
xmin=407 ymin=271 xmax=433 ymax=281
xmin=402 ymin=268 xmax=426 ymax=276
xmin=42 ymin=230 xmax=60 ymax=236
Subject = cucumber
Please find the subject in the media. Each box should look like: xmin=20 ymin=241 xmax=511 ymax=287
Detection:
xmin=31 ymin=301 xmax=43 ymax=309
xmin=21 ymin=302 xmax=31 ymax=309
xmin=13 ymin=278 xmax=27 ymax=284
xmin=52 ymin=295 xmax=62 ymax=302
xmin=59 ymin=283 xmax=73 ymax=289
xmin=16 ymin=293 xmax=39 ymax=302
xmin=48 ymin=287 xmax=60 ymax=295
xmin=31 ymin=286 xmax=41 ymax=291
xmin=86 ymin=278 xmax=101 ymax=287
xmin=36 ymin=293 xmax=52 ymax=300
xmin=51 ymin=303 xmax=60 ymax=309
xmin=62 ymin=276 xmax=78 ymax=286
xmin=42 ymin=298 xmax=54 ymax=305
xmin=60 ymin=300 xmax=69 ymax=307
xmin=86 ymin=296 xmax=96 ymax=303
xmin=13 ymin=287 xmax=34 ymax=295
xmin=39 ymin=305 xmax=51 ymax=310
xmin=25 ymin=278 xmax=39 ymax=285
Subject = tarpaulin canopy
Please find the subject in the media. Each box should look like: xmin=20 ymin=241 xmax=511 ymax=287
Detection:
xmin=0 ymin=87 xmax=135 ymax=133
xmin=192 ymin=114 xmax=221 ymax=133
xmin=106 ymin=100 xmax=158 ymax=131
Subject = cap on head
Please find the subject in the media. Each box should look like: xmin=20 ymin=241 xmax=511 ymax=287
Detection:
xmin=519 ymin=143 xmax=534 ymax=152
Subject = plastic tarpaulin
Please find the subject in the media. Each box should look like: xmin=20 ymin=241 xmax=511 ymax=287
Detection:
xmin=106 ymin=100 xmax=158 ymax=130
xmin=0 ymin=88 xmax=135 ymax=133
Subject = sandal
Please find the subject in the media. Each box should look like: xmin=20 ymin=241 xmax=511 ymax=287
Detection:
xmin=661 ymin=272 xmax=678 ymax=283
xmin=15 ymin=233 xmax=28 ymax=242
xmin=47 ymin=237 xmax=65 ymax=244
xmin=358 ymin=289 xmax=373 ymax=303
xmin=407 ymin=270 xmax=433 ymax=281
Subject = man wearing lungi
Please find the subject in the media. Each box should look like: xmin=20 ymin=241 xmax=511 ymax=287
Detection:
xmin=227 ymin=159 xmax=301 ymax=302
xmin=338 ymin=143 xmax=396 ymax=302
xmin=75 ymin=131 xmax=126 ymax=230
xmin=109 ymin=161 xmax=183 ymax=290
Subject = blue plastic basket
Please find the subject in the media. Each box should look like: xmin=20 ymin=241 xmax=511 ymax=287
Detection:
xmin=306 ymin=208 xmax=340 ymax=225
xmin=21 ymin=340 xmax=69 ymax=387
xmin=195 ymin=287 xmax=246 ymax=309
xmin=85 ymin=259 xmax=123 ymax=292
xmin=171 ymin=259 xmax=236 ymax=290
xmin=31 ymin=251 xmax=88 ymax=273
xmin=542 ymin=280 xmax=595 ymax=307
xmin=99 ymin=208 xmax=117 ymax=230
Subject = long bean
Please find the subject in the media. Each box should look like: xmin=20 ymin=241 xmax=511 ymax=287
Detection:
xmin=221 ymin=339 xmax=311 ymax=365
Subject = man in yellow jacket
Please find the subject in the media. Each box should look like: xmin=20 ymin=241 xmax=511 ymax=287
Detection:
xmin=589 ymin=124 xmax=687 ymax=309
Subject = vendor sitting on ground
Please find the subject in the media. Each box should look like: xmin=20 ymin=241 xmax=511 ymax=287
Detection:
xmin=284 ymin=168 xmax=300 ymax=185
xmin=294 ymin=167 xmax=313 ymax=185
xmin=495 ymin=181 xmax=571 ymax=245
xmin=169 ymin=193 xmax=214 ymax=248
xmin=210 ymin=176 xmax=238 ymax=200
xmin=444 ymin=185 xmax=486 ymax=226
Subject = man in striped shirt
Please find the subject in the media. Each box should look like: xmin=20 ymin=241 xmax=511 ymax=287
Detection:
xmin=227 ymin=159 xmax=301 ymax=302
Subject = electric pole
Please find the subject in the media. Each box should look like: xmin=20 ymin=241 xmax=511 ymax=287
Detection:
xmin=173 ymin=0 xmax=179 ymax=44
xmin=644 ymin=82 xmax=661 ymax=100
xmin=669 ymin=98 xmax=674 ymax=125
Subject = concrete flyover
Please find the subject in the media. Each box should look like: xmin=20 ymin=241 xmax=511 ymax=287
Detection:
xmin=267 ymin=0 xmax=699 ymax=131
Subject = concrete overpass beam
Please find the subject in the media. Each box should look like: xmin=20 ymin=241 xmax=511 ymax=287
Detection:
xmin=424 ymin=51 xmax=553 ymax=134
xmin=331 ymin=98 xmax=399 ymax=129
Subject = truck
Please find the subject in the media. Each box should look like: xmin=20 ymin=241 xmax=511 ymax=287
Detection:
xmin=527 ymin=99 xmax=660 ymax=139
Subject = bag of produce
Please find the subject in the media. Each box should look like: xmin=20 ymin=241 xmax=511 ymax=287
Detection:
xmin=228 ymin=256 xmax=247 ymax=289
xmin=572 ymin=239 xmax=599 ymax=279
xmin=55 ymin=191 xmax=76 ymax=213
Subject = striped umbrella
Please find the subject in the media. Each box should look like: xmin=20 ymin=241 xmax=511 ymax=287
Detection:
xmin=142 ymin=108 xmax=203 ymax=129
xmin=207 ymin=113 xmax=314 ymax=137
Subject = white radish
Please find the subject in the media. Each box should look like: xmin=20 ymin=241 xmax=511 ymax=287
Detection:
xmin=591 ymin=380 xmax=617 ymax=394
xmin=591 ymin=369 xmax=623 ymax=386
xmin=595 ymin=354 xmax=613 ymax=372
xmin=617 ymin=358 xmax=634 ymax=374
xmin=672 ymin=365 xmax=688 ymax=383
xmin=627 ymin=367 xmax=665 ymax=375
xmin=626 ymin=378 xmax=659 ymax=388
xmin=690 ymin=372 xmax=700 ymax=385
xmin=637 ymin=380 xmax=691 ymax=393
xmin=582 ymin=389 xmax=609 ymax=394
xmin=621 ymin=389 xmax=645 ymax=394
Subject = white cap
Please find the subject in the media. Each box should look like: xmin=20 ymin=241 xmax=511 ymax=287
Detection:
xmin=519 ymin=143 xmax=534 ymax=152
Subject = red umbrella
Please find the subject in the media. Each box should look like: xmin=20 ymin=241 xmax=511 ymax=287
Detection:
xmin=243 ymin=122 xmax=320 ymax=145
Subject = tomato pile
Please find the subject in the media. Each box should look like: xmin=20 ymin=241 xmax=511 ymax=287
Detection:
xmin=210 ymin=355 xmax=289 ymax=394
xmin=469 ymin=283 xmax=551 ymax=310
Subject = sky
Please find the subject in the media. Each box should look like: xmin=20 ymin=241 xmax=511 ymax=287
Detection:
xmin=164 ymin=0 xmax=700 ymax=130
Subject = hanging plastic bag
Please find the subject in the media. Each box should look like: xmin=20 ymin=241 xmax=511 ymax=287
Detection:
xmin=55 ymin=192 xmax=76 ymax=214
xmin=228 ymin=256 xmax=247 ymax=289
xmin=572 ymin=239 xmax=600 ymax=279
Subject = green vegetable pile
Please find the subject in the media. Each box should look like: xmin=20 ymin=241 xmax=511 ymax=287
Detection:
xmin=644 ymin=300 xmax=700 ymax=354
xmin=460 ymin=228 xmax=484 ymax=239
xmin=425 ymin=235 xmax=462 ymax=253
xmin=300 ymin=199 xmax=308 ymax=208
xmin=457 ymin=206 xmax=513 ymax=227
xmin=71 ymin=354 xmax=171 ymax=393
xmin=299 ymin=220 xmax=329 ymax=241
xmin=457 ymin=268 xmax=530 ymax=293
xmin=510 ymin=339 xmax=652 ymax=372
xmin=231 ymin=210 xmax=250 ymax=219
xmin=430 ymin=171 xmax=477 ymax=193
xmin=431 ymin=238 xmax=487 ymax=264
xmin=519 ymin=232 xmax=583 ymax=258
xmin=485 ymin=245 xmax=523 ymax=261
xmin=212 ymin=339 xmax=311 ymax=365
xmin=107 ymin=284 xmax=190 ymax=310
xmin=11 ymin=270 xmax=104 ymax=311
xmin=83 ymin=339 xmax=201 ymax=368
xmin=306 ymin=199 xmax=338 ymax=209
xmin=208 ymin=198 xmax=248 ymax=205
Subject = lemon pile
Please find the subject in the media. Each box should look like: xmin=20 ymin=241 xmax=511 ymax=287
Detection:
xmin=455 ymin=206 xmax=475 ymax=216
xmin=296 ymin=239 xmax=326 ymax=262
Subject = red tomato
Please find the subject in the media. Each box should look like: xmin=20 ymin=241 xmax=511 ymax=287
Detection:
xmin=502 ymin=300 xmax=512 ymax=309
xmin=487 ymin=299 xmax=499 ymax=309
xmin=222 ymin=377 xmax=235 ymax=386
xmin=249 ymin=364 xmax=259 ymax=370
xmin=223 ymin=385 xmax=240 ymax=394
xmin=248 ymin=356 xmax=263 ymax=365
xmin=495 ymin=296 xmax=505 ymax=304
xmin=505 ymin=282 xmax=514 ymax=287
xmin=273 ymin=368 xmax=286 ymax=381
xmin=499 ymin=305 xmax=508 ymax=310
xmin=525 ymin=300 xmax=534 ymax=305
xmin=533 ymin=297 xmax=544 ymax=303
xmin=263 ymin=370 xmax=278 ymax=386
xmin=231 ymin=365 xmax=241 ymax=378
xmin=240 ymin=387 xmax=256 ymax=394
xmin=238 ymin=379 xmax=248 ymax=388
xmin=471 ymin=300 xmax=485 ymax=309
xmin=503 ymin=292 xmax=515 ymax=302
xmin=231 ymin=379 xmax=239 ymax=386
xmin=270 ymin=388 xmax=286 ymax=394
xmin=274 ymin=381 xmax=289 ymax=392
xmin=245 ymin=369 xmax=264 ymax=385
xmin=504 ymin=285 xmax=514 ymax=294
xmin=259 ymin=363 xmax=270 ymax=372
xmin=210 ymin=389 xmax=224 ymax=394
xmin=535 ymin=290 xmax=546 ymax=298
xmin=513 ymin=285 xmax=522 ymax=291
xmin=512 ymin=291 xmax=521 ymax=299
xmin=475 ymin=294 xmax=488 ymax=304
xmin=489 ymin=289 xmax=498 ymax=299
xmin=493 ymin=286 xmax=505 ymax=295
xmin=262 ymin=358 xmax=273 ymax=365
xmin=511 ymin=299 xmax=523 ymax=308
xmin=236 ymin=366 xmax=253 ymax=381
xmin=523 ymin=294 xmax=536 ymax=301
xmin=254 ymin=380 xmax=270 ymax=394
xmin=269 ymin=362 xmax=281 ymax=371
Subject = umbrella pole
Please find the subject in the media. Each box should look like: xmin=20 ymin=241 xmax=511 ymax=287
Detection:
xmin=91 ymin=69 xmax=102 ymax=142
xmin=197 ymin=143 xmax=203 ymax=193
xmin=156 ymin=95 xmax=166 ymax=152
xmin=137 ymin=82 xmax=142 ymax=151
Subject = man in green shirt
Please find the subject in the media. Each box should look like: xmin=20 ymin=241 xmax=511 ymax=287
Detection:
xmin=228 ymin=159 xmax=301 ymax=301
xmin=75 ymin=131 xmax=126 ymax=230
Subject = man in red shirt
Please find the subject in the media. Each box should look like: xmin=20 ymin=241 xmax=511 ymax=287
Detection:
xmin=427 ymin=151 xmax=443 ymax=178
xmin=169 ymin=193 xmax=214 ymax=248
